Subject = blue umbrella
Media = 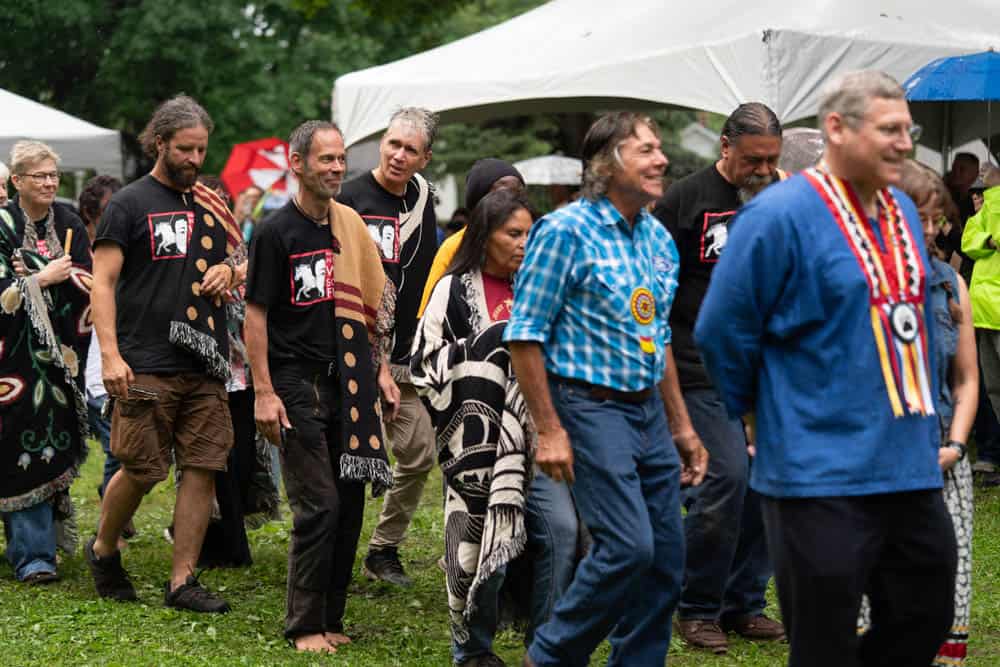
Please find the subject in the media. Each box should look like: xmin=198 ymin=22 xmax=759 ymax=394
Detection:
xmin=904 ymin=50 xmax=1000 ymax=168
xmin=904 ymin=50 xmax=1000 ymax=101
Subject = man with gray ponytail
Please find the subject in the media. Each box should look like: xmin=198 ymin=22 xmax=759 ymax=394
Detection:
xmin=653 ymin=102 xmax=784 ymax=653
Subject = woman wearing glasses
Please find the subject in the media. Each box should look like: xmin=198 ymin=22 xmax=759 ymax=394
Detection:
xmin=0 ymin=140 xmax=92 ymax=584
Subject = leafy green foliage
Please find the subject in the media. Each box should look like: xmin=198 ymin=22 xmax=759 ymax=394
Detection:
xmin=0 ymin=0 xmax=710 ymax=188
xmin=1 ymin=0 xmax=528 ymax=175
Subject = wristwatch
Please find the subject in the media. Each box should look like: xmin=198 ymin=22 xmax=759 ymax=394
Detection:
xmin=945 ymin=440 xmax=967 ymax=461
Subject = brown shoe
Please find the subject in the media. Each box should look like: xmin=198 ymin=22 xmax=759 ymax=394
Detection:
xmin=721 ymin=613 xmax=786 ymax=641
xmin=676 ymin=619 xmax=728 ymax=654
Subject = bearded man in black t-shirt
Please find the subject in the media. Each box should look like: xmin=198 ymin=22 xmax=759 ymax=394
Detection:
xmin=86 ymin=95 xmax=244 ymax=613
xmin=246 ymin=120 xmax=395 ymax=654
xmin=652 ymin=103 xmax=785 ymax=653
xmin=337 ymin=107 xmax=439 ymax=588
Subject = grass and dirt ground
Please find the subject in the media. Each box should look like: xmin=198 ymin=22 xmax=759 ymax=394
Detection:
xmin=1 ymin=439 xmax=999 ymax=666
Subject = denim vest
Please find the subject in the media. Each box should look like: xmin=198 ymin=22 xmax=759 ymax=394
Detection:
xmin=928 ymin=257 xmax=960 ymax=424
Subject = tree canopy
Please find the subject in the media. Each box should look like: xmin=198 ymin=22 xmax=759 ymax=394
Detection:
xmin=0 ymin=0 xmax=710 ymax=184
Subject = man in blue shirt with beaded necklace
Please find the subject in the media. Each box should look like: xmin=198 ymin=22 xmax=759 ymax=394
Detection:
xmin=696 ymin=71 xmax=957 ymax=667
xmin=505 ymin=111 xmax=709 ymax=667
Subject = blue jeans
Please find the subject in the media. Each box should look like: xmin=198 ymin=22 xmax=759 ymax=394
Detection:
xmin=678 ymin=388 xmax=771 ymax=621
xmin=453 ymin=469 xmax=579 ymax=662
xmin=2 ymin=502 xmax=57 ymax=580
xmin=528 ymin=380 xmax=685 ymax=667
xmin=87 ymin=395 xmax=118 ymax=496
xmin=525 ymin=468 xmax=578 ymax=638
xmin=452 ymin=566 xmax=506 ymax=663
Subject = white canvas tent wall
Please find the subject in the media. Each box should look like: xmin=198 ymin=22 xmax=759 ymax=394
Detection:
xmin=1 ymin=89 xmax=122 ymax=179
xmin=333 ymin=0 xmax=1000 ymax=148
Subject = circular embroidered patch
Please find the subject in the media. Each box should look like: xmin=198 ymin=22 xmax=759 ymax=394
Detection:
xmin=630 ymin=287 xmax=655 ymax=325
xmin=890 ymin=302 xmax=919 ymax=344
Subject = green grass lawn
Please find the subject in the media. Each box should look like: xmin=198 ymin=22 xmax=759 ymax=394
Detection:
xmin=1 ymin=440 xmax=999 ymax=666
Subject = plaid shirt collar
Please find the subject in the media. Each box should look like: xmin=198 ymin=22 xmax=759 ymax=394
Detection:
xmin=591 ymin=196 xmax=653 ymax=236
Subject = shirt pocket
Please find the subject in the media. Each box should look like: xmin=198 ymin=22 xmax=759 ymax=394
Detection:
xmin=580 ymin=262 xmax=631 ymax=315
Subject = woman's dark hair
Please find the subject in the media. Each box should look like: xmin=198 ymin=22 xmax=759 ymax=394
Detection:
xmin=78 ymin=175 xmax=122 ymax=222
xmin=446 ymin=189 xmax=532 ymax=277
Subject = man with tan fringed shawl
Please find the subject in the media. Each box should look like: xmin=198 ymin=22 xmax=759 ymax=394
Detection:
xmin=246 ymin=120 xmax=396 ymax=655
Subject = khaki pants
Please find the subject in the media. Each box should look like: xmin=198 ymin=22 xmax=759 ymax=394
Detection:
xmin=369 ymin=383 xmax=435 ymax=549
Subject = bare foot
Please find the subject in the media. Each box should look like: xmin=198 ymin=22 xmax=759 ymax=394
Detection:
xmin=294 ymin=633 xmax=336 ymax=654
xmin=324 ymin=632 xmax=352 ymax=647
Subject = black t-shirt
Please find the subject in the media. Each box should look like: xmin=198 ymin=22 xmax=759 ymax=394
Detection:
xmin=245 ymin=201 xmax=339 ymax=363
xmin=94 ymin=175 xmax=223 ymax=375
xmin=653 ymin=165 xmax=742 ymax=390
xmin=337 ymin=171 xmax=436 ymax=365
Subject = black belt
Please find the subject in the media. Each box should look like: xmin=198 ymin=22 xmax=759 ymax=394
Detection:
xmin=552 ymin=375 xmax=652 ymax=405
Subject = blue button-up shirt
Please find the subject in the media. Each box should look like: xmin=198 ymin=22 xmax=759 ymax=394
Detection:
xmin=504 ymin=197 xmax=680 ymax=392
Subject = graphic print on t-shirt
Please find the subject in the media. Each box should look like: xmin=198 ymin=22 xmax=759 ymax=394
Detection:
xmin=363 ymin=215 xmax=400 ymax=263
xmin=148 ymin=211 xmax=195 ymax=260
xmin=700 ymin=210 xmax=736 ymax=263
xmin=289 ymin=249 xmax=335 ymax=306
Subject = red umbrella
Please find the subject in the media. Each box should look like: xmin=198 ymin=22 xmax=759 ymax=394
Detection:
xmin=220 ymin=137 xmax=298 ymax=199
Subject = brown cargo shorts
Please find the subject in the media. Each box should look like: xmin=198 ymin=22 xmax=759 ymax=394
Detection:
xmin=110 ymin=373 xmax=234 ymax=485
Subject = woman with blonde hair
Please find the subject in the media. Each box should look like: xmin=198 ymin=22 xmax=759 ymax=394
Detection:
xmin=1 ymin=140 xmax=92 ymax=583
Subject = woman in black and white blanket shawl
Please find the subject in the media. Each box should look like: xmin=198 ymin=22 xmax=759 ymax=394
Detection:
xmin=410 ymin=191 xmax=578 ymax=660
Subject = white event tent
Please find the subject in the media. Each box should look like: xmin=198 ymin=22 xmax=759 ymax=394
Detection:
xmin=333 ymin=0 xmax=1000 ymax=148
xmin=1 ymin=88 xmax=122 ymax=179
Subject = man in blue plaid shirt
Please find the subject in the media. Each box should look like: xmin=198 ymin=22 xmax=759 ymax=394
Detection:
xmin=506 ymin=112 xmax=709 ymax=667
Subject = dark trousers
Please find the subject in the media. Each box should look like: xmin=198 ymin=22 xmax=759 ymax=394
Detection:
xmin=273 ymin=363 xmax=365 ymax=639
xmin=679 ymin=388 xmax=771 ymax=621
xmin=761 ymin=491 xmax=956 ymax=667
xmin=972 ymin=334 xmax=1000 ymax=464
xmin=199 ymin=388 xmax=254 ymax=568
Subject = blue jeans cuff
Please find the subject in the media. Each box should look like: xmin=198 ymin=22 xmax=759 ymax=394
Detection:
xmin=16 ymin=559 xmax=57 ymax=581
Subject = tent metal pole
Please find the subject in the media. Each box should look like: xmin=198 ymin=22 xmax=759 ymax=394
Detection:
xmin=989 ymin=99 xmax=993 ymax=164
xmin=941 ymin=103 xmax=951 ymax=173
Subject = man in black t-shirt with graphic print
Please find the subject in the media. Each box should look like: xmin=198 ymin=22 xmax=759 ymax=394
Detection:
xmin=653 ymin=103 xmax=785 ymax=653
xmin=246 ymin=120 xmax=395 ymax=654
xmin=337 ymin=107 xmax=438 ymax=588
xmin=86 ymin=96 xmax=243 ymax=613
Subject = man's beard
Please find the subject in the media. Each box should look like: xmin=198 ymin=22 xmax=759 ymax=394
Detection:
xmin=302 ymin=167 xmax=338 ymax=200
xmin=163 ymin=154 xmax=200 ymax=190
xmin=738 ymin=173 xmax=774 ymax=204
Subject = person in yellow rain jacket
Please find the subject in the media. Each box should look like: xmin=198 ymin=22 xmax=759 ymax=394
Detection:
xmin=961 ymin=166 xmax=1000 ymax=423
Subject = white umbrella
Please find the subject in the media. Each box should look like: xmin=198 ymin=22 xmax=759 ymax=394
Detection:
xmin=513 ymin=155 xmax=582 ymax=185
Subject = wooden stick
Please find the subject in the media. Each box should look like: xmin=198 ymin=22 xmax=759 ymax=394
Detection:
xmin=63 ymin=228 xmax=73 ymax=255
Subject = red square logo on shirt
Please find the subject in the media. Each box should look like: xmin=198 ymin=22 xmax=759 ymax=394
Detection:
xmin=148 ymin=211 xmax=195 ymax=260
xmin=289 ymin=249 xmax=335 ymax=306
xmin=363 ymin=215 xmax=400 ymax=263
